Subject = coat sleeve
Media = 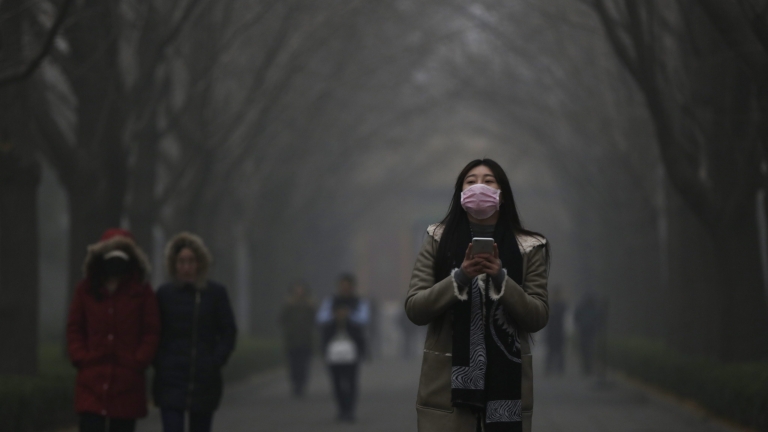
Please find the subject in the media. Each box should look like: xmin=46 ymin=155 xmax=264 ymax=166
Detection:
xmin=133 ymin=284 xmax=161 ymax=370
xmin=496 ymin=244 xmax=549 ymax=333
xmin=66 ymin=283 xmax=101 ymax=368
xmin=213 ymin=286 xmax=238 ymax=367
xmin=404 ymin=233 xmax=459 ymax=326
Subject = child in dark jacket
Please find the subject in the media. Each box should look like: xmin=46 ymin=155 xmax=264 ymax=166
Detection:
xmin=321 ymin=297 xmax=366 ymax=422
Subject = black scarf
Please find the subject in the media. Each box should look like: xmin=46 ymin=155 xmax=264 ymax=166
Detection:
xmin=451 ymin=227 xmax=524 ymax=432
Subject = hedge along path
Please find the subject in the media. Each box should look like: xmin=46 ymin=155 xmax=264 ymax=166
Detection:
xmin=613 ymin=371 xmax=758 ymax=432
xmin=607 ymin=338 xmax=768 ymax=431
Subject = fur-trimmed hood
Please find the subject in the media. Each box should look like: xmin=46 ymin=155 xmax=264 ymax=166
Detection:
xmin=83 ymin=234 xmax=151 ymax=282
xmin=165 ymin=232 xmax=212 ymax=288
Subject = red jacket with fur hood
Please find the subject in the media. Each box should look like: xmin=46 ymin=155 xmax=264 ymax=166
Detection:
xmin=66 ymin=229 xmax=160 ymax=419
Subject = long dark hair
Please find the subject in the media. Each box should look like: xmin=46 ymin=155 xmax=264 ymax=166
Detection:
xmin=433 ymin=159 xmax=548 ymax=281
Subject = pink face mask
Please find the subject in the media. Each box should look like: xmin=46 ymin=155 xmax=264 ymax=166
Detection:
xmin=460 ymin=184 xmax=501 ymax=220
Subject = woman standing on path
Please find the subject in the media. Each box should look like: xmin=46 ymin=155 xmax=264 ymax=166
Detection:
xmin=279 ymin=281 xmax=317 ymax=398
xmin=153 ymin=232 xmax=237 ymax=432
xmin=67 ymin=228 xmax=160 ymax=432
xmin=405 ymin=159 xmax=550 ymax=432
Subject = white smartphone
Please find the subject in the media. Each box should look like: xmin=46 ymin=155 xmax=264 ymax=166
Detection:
xmin=471 ymin=237 xmax=495 ymax=255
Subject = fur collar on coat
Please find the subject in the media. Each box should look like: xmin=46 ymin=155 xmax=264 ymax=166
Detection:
xmin=82 ymin=235 xmax=151 ymax=282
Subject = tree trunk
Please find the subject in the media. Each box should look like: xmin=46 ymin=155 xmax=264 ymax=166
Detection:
xmin=127 ymin=131 xmax=159 ymax=254
xmin=0 ymin=0 xmax=41 ymax=375
xmin=716 ymin=196 xmax=768 ymax=361
xmin=0 ymin=149 xmax=41 ymax=376
xmin=665 ymin=183 xmax=722 ymax=357
xmin=65 ymin=183 xmax=124 ymax=295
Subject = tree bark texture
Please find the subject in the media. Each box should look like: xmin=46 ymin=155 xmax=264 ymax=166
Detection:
xmin=594 ymin=0 xmax=768 ymax=360
xmin=0 ymin=150 xmax=41 ymax=375
xmin=0 ymin=0 xmax=41 ymax=375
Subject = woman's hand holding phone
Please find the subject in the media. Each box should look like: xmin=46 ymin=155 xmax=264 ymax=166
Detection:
xmin=461 ymin=243 xmax=501 ymax=279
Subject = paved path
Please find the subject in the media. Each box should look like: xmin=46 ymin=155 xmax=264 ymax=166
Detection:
xmin=136 ymin=353 xmax=740 ymax=432
xmin=137 ymin=358 xmax=419 ymax=432
xmin=535 ymin=371 xmax=737 ymax=432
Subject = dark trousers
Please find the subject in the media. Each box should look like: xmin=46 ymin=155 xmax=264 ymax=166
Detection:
xmin=79 ymin=413 xmax=135 ymax=432
xmin=287 ymin=347 xmax=313 ymax=396
xmin=160 ymin=409 xmax=214 ymax=432
xmin=329 ymin=363 xmax=359 ymax=417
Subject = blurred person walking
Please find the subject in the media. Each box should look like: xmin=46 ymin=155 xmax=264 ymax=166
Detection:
xmin=279 ymin=281 xmax=317 ymax=397
xmin=574 ymin=291 xmax=601 ymax=376
xmin=545 ymin=287 xmax=567 ymax=376
xmin=405 ymin=159 xmax=550 ymax=432
xmin=316 ymin=273 xmax=370 ymax=328
xmin=66 ymin=229 xmax=160 ymax=432
xmin=321 ymin=295 xmax=367 ymax=422
xmin=153 ymin=233 xmax=237 ymax=432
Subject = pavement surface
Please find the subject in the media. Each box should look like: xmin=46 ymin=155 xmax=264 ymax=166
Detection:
xmin=134 ymin=350 xmax=743 ymax=432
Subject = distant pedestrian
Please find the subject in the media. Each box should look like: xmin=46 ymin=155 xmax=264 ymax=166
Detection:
xmin=316 ymin=273 xmax=370 ymax=327
xmin=279 ymin=281 xmax=317 ymax=397
xmin=153 ymin=232 xmax=237 ymax=432
xmin=545 ymin=287 xmax=567 ymax=376
xmin=66 ymin=228 xmax=160 ymax=432
xmin=321 ymin=296 xmax=367 ymax=422
xmin=574 ymin=291 xmax=602 ymax=376
xmin=405 ymin=159 xmax=550 ymax=431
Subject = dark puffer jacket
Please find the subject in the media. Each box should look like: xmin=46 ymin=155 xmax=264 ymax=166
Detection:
xmin=153 ymin=281 xmax=237 ymax=411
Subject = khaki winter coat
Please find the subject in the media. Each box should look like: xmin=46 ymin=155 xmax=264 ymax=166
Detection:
xmin=405 ymin=224 xmax=549 ymax=432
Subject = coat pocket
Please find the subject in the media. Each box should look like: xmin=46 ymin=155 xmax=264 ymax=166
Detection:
xmin=423 ymin=319 xmax=443 ymax=352
xmin=521 ymin=353 xmax=534 ymax=412
xmin=416 ymin=350 xmax=454 ymax=413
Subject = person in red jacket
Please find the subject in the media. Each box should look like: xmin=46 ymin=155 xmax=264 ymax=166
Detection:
xmin=66 ymin=228 xmax=160 ymax=432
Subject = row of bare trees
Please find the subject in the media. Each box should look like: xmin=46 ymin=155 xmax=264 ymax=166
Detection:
xmin=1 ymin=0 xmax=767 ymax=377
xmin=591 ymin=0 xmax=768 ymax=361
xmin=0 ymin=0 xmax=369 ymax=375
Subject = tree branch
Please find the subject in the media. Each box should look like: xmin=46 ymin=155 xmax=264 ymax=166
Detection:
xmin=697 ymin=0 xmax=768 ymax=81
xmin=0 ymin=0 xmax=74 ymax=86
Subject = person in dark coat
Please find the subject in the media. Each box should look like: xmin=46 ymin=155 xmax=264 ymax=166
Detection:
xmin=66 ymin=228 xmax=160 ymax=432
xmin=279 ymin=281 xmax=317 ymax=397
xmin=153 ymin=232 xmax=237 ymax=432
xmin=545 ymin=286 xmax=567 ymax=376
xmin=321 ymin=296 xmax=367 ymax=423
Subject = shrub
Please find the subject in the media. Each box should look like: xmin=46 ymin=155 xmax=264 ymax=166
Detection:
xmin=0 ymin=344 xmax=75 ymax=432
xmin=608 ymin=338 xmax=768 ymax=431
xmin=222 ymin=338 xmax=283 ymax=383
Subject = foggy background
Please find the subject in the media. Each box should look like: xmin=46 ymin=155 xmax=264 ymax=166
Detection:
xmin=1 ymin=0 xmax=768 ymax=431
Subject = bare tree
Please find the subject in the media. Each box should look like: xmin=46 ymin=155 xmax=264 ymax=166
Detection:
xmin=592 ymin=0 xmax=768 ymax=360
xmin=0 ymin=0 xmax=42 ymax=375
